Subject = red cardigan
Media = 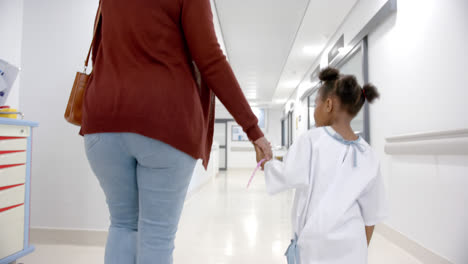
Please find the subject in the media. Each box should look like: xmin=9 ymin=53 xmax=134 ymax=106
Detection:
xmin=81 ymin=0 xmax=264 ymax=168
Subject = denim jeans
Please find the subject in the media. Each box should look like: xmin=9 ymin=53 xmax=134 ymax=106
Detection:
xmin=84 ymin=133 xmax=196 ymax=264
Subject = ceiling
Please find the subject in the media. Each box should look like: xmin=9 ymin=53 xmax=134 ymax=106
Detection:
xmin=213 ymin=0 xmax=359 ymax=108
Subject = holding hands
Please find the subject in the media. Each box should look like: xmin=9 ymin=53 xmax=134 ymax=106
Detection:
xmin=253 ymin=137 xmax=272 ymax=170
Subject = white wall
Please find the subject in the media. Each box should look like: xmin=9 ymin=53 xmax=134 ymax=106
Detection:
xmin=226 ymin=121 xmax=256 ymax=169
xmin=0 ymin=0 xmax=24 ymax=109
xmin=215 ymin=102 xmax=234 ymax=119
xmin=266 ymin=108 xmax=282 ymax=147
xmin=20 ymin=0 xmax=108 ymax=230
xmin=368 ymin=0 xmax=468 ymax=263
xmin=225 ymin=108 xmax=283 ymax=169
xmin=187 ymin=145 xmax=219 ymax=194
xmin=216 ymin=99 xmax=283 ymax=169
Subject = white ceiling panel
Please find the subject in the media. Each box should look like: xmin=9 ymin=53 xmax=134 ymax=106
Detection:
xmin=273 ymin=0 xmax=359 ymax=100
xmin=213 ymin=0 xmax=359 ymax=108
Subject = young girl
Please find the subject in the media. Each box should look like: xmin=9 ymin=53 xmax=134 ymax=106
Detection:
xmin=257 ymin=67 xmax=388 ymax=264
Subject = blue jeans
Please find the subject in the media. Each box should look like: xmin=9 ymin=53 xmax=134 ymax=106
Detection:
xmin=84 ymin=133 xmax=196 ymax=264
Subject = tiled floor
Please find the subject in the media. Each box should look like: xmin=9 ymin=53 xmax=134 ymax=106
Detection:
xmin=18 ymin=170 xmax=421 ymax=264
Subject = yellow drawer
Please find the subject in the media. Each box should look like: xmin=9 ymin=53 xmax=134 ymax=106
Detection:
xmin=0 ymin=205 xmax=25 ymax=259
xmin=0 ymin=184 xmax=25 ymax=209
xmin=0 ymin=165 xmax=26 ymax=188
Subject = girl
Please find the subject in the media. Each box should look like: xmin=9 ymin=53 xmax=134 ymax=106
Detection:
xmin=257 ymin=67 xmax=388 ymax=264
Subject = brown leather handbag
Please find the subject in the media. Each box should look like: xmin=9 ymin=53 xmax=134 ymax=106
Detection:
xmin=64 ymin=4 xmax=102 ymax=126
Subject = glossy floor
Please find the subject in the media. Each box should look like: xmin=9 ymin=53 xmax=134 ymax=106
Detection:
xmin=18 ymin=169 xmax=421 ymax=264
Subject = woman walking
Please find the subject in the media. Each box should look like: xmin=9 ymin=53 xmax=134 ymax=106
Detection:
xmin=80 ymin=0 xmax=272 ymax=263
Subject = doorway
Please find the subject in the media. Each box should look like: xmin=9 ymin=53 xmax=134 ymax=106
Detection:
xmin=214 ymin=119 xmax=233 ymax=171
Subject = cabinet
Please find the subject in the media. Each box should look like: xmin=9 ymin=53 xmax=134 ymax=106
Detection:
xmin=0 ymin=119 xmax=38 ymax=264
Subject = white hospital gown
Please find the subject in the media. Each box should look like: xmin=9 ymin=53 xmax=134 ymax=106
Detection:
xmin=264 ymin=127 xmax=388 ymax=264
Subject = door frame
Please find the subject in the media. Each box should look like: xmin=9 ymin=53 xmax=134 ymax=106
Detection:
xmin=214 ymin=119 xmax=234 ymax=171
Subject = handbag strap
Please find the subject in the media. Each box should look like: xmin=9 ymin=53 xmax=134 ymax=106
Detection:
xmin=84 ymin=2 xmax=102 ymax=72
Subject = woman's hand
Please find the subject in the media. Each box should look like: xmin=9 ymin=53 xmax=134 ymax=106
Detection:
xmin=254 ymin=137 xmax=272 ymax=169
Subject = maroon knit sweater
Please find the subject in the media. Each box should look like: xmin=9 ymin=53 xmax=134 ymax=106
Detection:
xmin=80 ymin=0 xmax=263 ymax=168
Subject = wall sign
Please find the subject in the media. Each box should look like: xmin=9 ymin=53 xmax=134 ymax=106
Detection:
xmin=231 ymin=125 xmax=249 ymax=141
xmin=328 ymin=35 xmax=344 ymax=63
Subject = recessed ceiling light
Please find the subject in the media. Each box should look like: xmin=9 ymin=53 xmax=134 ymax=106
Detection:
xmin=274 ymin=99 xmax=287 ymax=104
xmin=283 ymin=80 xmax=300 ymax=88
xmin=303 ymin=45 xmax=323 ymax=56
xmin=245 ymin=91 xmax=257 ymax=100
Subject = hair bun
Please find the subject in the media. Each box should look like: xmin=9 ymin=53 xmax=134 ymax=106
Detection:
xmin=319 ymin=67 xmax=340 ymax=82
xmin=362 ymin=83 xmax=380 ymax=103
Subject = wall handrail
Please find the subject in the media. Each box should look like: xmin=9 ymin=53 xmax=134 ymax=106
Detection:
xmin=384 ymin=128 xmax=468 ymax=155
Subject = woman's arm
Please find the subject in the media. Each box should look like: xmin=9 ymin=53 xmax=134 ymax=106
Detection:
xmin=365 ymin=225 xmax=375 ymax=246
xmin=180 ymin=0 xmax=263 ymax=141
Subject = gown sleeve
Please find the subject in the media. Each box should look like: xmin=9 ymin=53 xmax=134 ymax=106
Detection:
xmin=263 ymin=134 xmax=312 ymax=195
xmin=357 ymin=165 xmax=389 ymax=226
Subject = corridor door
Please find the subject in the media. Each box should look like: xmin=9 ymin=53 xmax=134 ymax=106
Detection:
xmin=214 ymin=120 xmax=230 ymax=170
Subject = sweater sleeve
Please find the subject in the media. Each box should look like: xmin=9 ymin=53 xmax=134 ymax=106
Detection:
xmin=181 ymin=0 xmax=264 ymax=141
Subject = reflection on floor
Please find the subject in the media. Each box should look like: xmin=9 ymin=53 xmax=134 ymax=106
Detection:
xmin=18 ymin=169 xmax=421 ymax=264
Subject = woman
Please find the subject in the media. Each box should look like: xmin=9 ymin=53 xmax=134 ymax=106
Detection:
xmin=80 ymin=0 xmax=272 ymax=263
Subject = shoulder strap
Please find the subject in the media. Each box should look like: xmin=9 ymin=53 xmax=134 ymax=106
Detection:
xmin=84 ymin=2 xmax=102 ymax=70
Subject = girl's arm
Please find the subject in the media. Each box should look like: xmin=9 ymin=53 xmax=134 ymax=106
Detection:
xmin=261 ymin=134 xmax=312 ymax=195
xmin=365 ymin=225 xmax=375 ymax=246
xmin=358 ymin=164 xmax=389 ymax=245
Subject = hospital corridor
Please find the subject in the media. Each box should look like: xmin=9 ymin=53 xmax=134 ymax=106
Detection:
xmin=1 ymin=0 xmax=467 ymax=263
xmin=18 ymin=170 xmax=423 ymax=264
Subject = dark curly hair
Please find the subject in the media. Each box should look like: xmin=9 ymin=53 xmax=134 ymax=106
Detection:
xmin=318 ymin=67 xmax=379 ymax=116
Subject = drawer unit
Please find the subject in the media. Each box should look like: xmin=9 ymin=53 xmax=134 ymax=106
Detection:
xmin=0 ymin=119 xmax=38 ymax=264
xmin=0 ymin=205 xmax=25 ymax=260
xmin=0 ymin=165 xmax=27 ymax=188
xmin=0 ymin=151 xmax=27 ymax=166
xmin=0 ymin=184 xmax=25 ymax=210
xmin=0 ymin=138 xmax=27 ymax=151
xmin=0 ymin=125 xmax=30 ymax=138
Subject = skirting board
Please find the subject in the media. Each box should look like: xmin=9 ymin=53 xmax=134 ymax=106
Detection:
xmin=376 ymin=224 xmax=453 ymax=264
xmin=29 ymin=228 xmax=107 ymax=247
